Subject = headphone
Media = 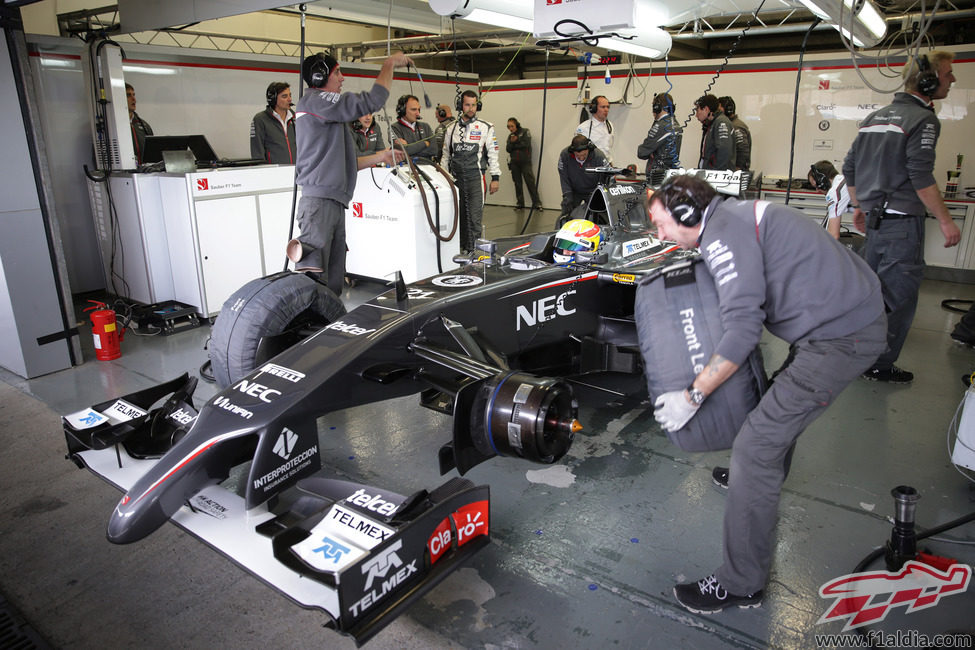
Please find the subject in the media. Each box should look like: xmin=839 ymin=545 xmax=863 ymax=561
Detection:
xmin=809 ymin=163 xmax=832 ymax=191
xmin=569 ymin=137 xmax=596 ymax=153
xmin=658 ymin=178 xmax=705 ymax=227
xmin=455 ymin=92 xmax=482 ymax=113
xmin=352 ymin=118 xmax=363 ymax=131
xmin=436 ymin=105 xmax=447 ymax=119
xmin=266 ymin=83 xmax=281 ymax=107
xmin=588 ymin=95 xmax=606 ymax=114
xmin=395 ymin=94 xmax=416 ymax=119
xmin=652 ymin=93 xmax=674 ymax=115
xmin=916 ymin=54 xmax=940 ymax=97
xmin=307 ymin=53 xmax=332 ymax=89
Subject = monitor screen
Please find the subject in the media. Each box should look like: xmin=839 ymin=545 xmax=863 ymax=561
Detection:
xmin=142 ymin=135 xmax=218 ymax=165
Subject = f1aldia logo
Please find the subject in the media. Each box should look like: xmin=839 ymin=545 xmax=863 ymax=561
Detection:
xmin=817 ymin=561 xmax=971 ymax=631
xmin=352 ymin=202 xmax=364 ymax=218
xmin=197 ymin=178 xmax=209 ymax=191
xmin=272 ymin=427 xmax=298 ymax=460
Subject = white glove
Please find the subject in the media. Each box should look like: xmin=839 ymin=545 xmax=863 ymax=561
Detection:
xmin=653 ymin=390 xmax=700 ymax=432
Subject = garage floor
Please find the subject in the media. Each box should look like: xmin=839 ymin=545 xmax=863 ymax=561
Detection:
xmin=1 ymin=205 xmax=975 ymax=649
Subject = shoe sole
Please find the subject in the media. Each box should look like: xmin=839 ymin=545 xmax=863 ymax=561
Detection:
xmin=672 ymin=587 xmax=762 ymax=614
xmin=711 ymin=478 xmax=729 ymax=490
xmin=952 ymin=338 xmax=975 ymax=349
xmin=861 ymin=375 xmax=913 ymax=384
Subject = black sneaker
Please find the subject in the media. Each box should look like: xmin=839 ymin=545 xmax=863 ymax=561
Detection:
xmin=674 ymin=575 xmax=763 ymax=614
xmin=952 ymin=333 xmax=975 ymax=348
xmin=712 ymin=467 xmax=729 ymax=490
xmin=861 ymin=366 xmax=913 ymax=384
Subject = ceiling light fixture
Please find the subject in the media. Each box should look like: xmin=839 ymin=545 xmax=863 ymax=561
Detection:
xmin=795 ymin=0 xmax=887 ymax=47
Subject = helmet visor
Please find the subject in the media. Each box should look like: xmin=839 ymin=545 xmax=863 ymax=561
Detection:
xmin=553 ymin=236 xmax=594 ymax=253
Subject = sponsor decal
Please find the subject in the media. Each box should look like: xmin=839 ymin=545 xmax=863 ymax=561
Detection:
xmin=325 ymin=504 xmax=394 ymax=549
xmin=349 ymin=540 xmax=419 ymax=617
xmin=251 ymin=444 xmax=318 ymax=489
xmin=65 ymin=408 xmax=109 ymax=430
xmin=819 ymin=79 xmax=830 ymax=90
xmin=608 ymin=185 xmax=636 ymax=196
xmin=291 ymin=530 xmax=367 ymax=573
xmin=819 ymin=120 xmax=830 ymax=132
xmin=103 ymin=399 xmax=148 ymax=424
xmin=816 ymin=561 xmax=971 ymax=632
xmin=189 ymin=494 xmax=228 ymax=520
xmin=325 ymin=320 xmax=377 ymax=336
xmin=547 ymin=0 xmax=562 ymax=4
xmin=169 ymin=407 xmax=196 ymax=426
xmin=679 ymin=308 xmax=706 ymax=373
xmin=432 ymin=274 xmax=483 ymax=288
xmin=213 ymin=396 xmax=253 ymax=419
xmin=451 ymin=500 xmax=489 ymax=547
xmin=194 ymin=178 xmax=242 ymax=193
xmin=312 ymin=535 xmax=352 ymax=564
xmin=858 ymin=103 xmax=879 ymax=110
xmin=352 ymin=202 xmax=364 ymax=218
xmin=197 ymin=178 xmax=209 ymax=191
xmin=516 ymin=289 xmax=576 ymax=331
xmin=345 ymin=488 xmax=401 ymax=517
xmin=256 ymin=363 xmax=304 ymax=383
xmin=704 ymin=239 xmax=737 ymax=287
xmin=272 ymin=427 xmax=298 ymax=460
xmin=427 ymin=517 xmax=453 ymax=564
xmin=349 ymin=202 xmax=398 ymax=222
xmin=622 ymin=238 xmax=652 ymax=257
xmin=233 ymin=379 xmax=281 ymax=403
xmin=612 ymin=273 xmax=637 ymax=285
xmin=469 ymin=128 xmax=482 ymax=141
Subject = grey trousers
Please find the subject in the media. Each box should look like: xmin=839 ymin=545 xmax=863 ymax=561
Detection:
xmin=296 ymin=196 xmax=346 ymax=296
xmin=715 ymin=313 xmax=887 ymax=595
xmin=862 ymin=216 xmax=925 ymax=371
xmin=453 ymin=169 xmax=486 ymax=251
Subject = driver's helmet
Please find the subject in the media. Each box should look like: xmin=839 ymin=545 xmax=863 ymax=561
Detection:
xmin=553 ymin=219 xmax=601 ymax=263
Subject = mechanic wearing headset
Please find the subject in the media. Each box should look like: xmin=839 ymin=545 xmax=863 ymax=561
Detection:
xmin=636 ymin=92 xmax=682 ymax=183
xmin=694 ymin=94 xmax=736 ymax=171
xmin=250 ymin=81 xmax=296 ymax=164
xmin=389 ymin=95 xmax=438 ymax=160
xmin=807 ymin=160 xmax=850 ymax=240
xmin=843 ymin=50 xmax=959 ymax=384
xmin=557 ymin=134 xmax=609 ymax=218
xmin=575 ymin=95 xmax=614 ymax=164
xmin=441 ymin=90 xmax=501 ymax=251
xmin=292 ymin=51 xmax=410 ymax=295
xmin=351 ymin=113 xmax=384 ymax=156
xmin=432 ymin=104 xmax=455 ymax=164
xmin=125 ymin=83 xmax=153 ymax=165
xmin=718 ymin=96 xmax=751 ymax=172
xmin=649 ymin=174 xmax=885 ymax=615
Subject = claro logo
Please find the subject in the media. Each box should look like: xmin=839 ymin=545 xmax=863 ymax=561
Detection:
xmin=516 ymin=290 xmax=576 ymax=331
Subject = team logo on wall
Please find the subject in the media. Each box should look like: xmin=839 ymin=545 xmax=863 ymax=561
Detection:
xmin=197 ymin=178 xmax=209 ymax=191
xmin=432 ymin=275 xmax=483 ymax=288
xmin=819 ymin=80 xmax=830 ymax=90
xmin=819 ymin=121 xmax=830 ymax=131
xmin=352 ymin=202 xmax=364 ymax=218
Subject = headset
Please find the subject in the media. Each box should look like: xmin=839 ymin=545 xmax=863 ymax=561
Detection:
xmin=455 ymin=91 xmax=482 ymax=113
xmin=436 ymin=105 xmax=448 ymax=120
xmin=718 ymin=96 xmax=736 ymax=116
xmin=569 ymin=137 xmax=596 ymax=153
xmin=306 ymin=53 xmax=332 ymax=89
xmin=916 ymin=54 xmax=940 ymax=97
xmin=652 ymin=93 xmax=675 ymax=115
xmin=396 ymin=94 xmax=418 ymax=119
xmin=266 ymin=82 xmax=286 ymax=107
xmin=658 ymin=177 xmax=705 ymax=227
xmin=588 ymin=95 xmax=607 ymax=114
xmin=809 ymin=162 xmax=833 ymax=192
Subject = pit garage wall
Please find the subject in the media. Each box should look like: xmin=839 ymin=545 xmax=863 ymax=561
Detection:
xmin=25 ymin=35 xmax=477 ymax=293
xmin=482 ymin=49 xmax=975 ymax=215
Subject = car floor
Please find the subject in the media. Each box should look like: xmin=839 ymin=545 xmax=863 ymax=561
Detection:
xmin=1 ymin=205 xmax=974 ymax=649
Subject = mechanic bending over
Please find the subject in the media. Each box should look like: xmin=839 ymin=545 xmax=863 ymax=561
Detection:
xmin=390 ymin=94 xmax=438 ymax=160
xmin=807 ymin=160 xmax=850 ymax=240
xmin=292 ymin=51 xmax=410 ymax=295
xmin=250 ymin=81 xmax=296 ymax=165
xmin=557 ymin=135 xmax=609 ymax=219
xmin=649 ymin=174 xmax=885 ymax=615
xmin=843 ymin=49 xmax=959 ymax=384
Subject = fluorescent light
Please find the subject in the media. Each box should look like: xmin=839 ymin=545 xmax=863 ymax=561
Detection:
xmin=466 ymin=8 xmax=534 ymax=31
xmin=796 ymin=0 xmax=887 ymax=47
xmin=604 ymin=27 xmax=672 ymax=59
xmin=429 ymin=0 xmax=533 ymax=30
xmin=122 ymin=65 xmax=178 ymax=75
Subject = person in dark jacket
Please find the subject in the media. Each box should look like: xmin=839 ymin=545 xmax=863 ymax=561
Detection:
xmin=557 ymin=135 xmax=608 ymax=216
xmin=637 ymin=92 xmax=682 ymax=183
xmin=125 ymin=83 xmax=153 ymax=165
xmin=718 ymin=96 xmax=751 ymax=171
xmin=694 ymin=94 xmax=735 ymax=171
xmin=506 ymin=118 xmax=542 ymax=210
xmin=649 ymin=174 xmax=886 ymax=616
xmin=250 ymin=81 xmax=296 ymax=164
xmin=389 ymin=95 xmax=438 ymax=160
xmin=351 ymin=113 xmax=384 ymax=156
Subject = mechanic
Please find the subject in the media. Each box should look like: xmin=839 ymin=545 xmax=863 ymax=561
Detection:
xmin=575 ymin=95 xmax=614 ymax=164
xmin=552 ymin=219 xmax=601 ymax=263
xmin=250 ymin=82 xmax=296 ymax=164
xmin=648 ymin=174 xmax=886 ymax=615
xmin=506 ymin=117 xmax=542 ymax=211
xmin=390 ymin=95 xmax=438 ymax=160
xmin=293 ymin=51 xmax=410 ymax=295
xmin=432 ymin=104 xmax=455 ymax=164
xmin=843 ymin=50 xmax=960 ymax=384
xmin=718 ymin=96 xmax=751 ymax=172
xmin=694 ymin=94 xmax=735 ymax=172
xmin=808 ymin=160 xmax=850 ymax=240
xmin=636 ymin=92 xmax=683 ymax=183
xmin=125 ymin=83 xmax=153 ymax=165
xmin=557 ymin=135 xmax=609 ymax=218
xmin=440 ymin=90 xmax=501 ymax=251
xmin=351 ymin=113 xmax=385 ymax=156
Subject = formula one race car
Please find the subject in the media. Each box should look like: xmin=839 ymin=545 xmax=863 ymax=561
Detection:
xmin=65 ymin=172 xmax=747 ymax=642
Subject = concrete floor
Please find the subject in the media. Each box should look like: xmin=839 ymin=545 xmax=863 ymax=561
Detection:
xmin=2 ymin=205 xmax=975 ymax=649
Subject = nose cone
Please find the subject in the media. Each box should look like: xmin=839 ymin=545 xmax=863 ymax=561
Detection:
xmin=106 ymin=494 xmax=165 ymax=544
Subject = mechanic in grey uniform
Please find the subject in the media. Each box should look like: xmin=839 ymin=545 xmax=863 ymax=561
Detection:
xmin=441 ymin=90 xmax=501 ymax=251
xmin=718 ymin=96 xmax=751 ymax=172
xmin=557 ymin=135 xmax=609 ymax=217
xmin=432 ymin=104 xmax=455 ymax=164
xmin=843 ymin=50 xmax=960 ymax=383
xmin=250 ymin=82 xmax=296 ymax=164
xmin=125 ymin=83 xmax=153 ymax=165
xmin=808 ymin=160 xmax=850 ymax=240
xmin=636 ymin=92 xmax=682 ymax=183
xmin=694 ymin=94 xmax=736 ymax=171
xmin=390 ymin=95 xmax=438 ymax=160
xmin=293 ymin=51 xmax=410 ymax=295
xmin=351 ymin=113 xmax=384 ymax=156
xmin=649 ymin=174 xmax=886 ymax=614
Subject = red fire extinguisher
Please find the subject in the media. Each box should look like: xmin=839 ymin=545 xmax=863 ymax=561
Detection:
xmin=85 ymin=301 xmax=124 ymax=361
